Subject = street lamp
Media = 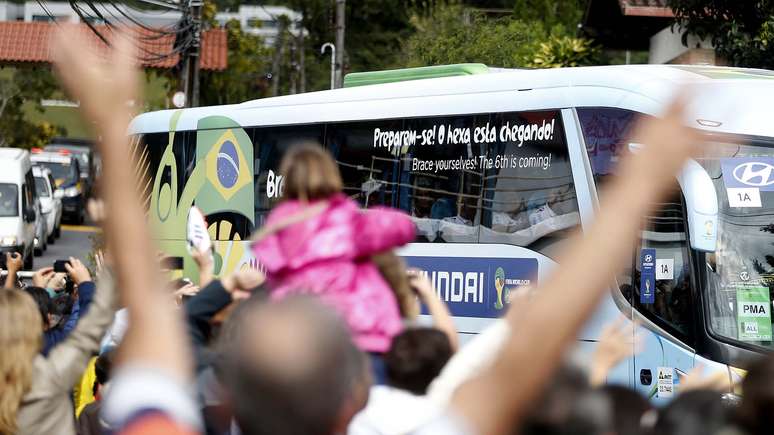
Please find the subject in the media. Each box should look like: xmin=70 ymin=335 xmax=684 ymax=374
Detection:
xmin=321 ymin=42 xmax=336 ymax=90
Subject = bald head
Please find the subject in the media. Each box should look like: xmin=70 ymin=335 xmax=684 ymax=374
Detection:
xmin=223 ymin=296 xmax=369 ymax=435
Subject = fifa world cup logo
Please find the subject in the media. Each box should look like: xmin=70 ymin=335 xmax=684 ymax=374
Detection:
xmin=494 ymin=267 xmax=506 ymax=310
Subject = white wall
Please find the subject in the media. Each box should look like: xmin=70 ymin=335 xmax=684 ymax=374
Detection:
xmin=649 ymin=25 xmax=713 ymax=64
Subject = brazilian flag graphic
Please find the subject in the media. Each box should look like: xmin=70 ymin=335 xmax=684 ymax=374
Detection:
xmin=195 ymin=116 xmax=254 ymax=226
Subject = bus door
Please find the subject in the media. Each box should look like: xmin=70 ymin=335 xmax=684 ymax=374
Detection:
xmin=627 ymin=184 xmax=700 ymax=403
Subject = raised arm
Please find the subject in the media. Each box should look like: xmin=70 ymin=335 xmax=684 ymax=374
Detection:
xmin=451 ymin=97 xmax=700 ymax=435
xmin=52 ymin=32 xmax=192 ymax=385
xmin=410 ymin=273 xmax=459 ymax=351
xmin=354 ymin=207 xmax=416 ymax=256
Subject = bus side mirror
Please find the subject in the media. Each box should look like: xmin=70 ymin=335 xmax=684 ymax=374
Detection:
xmin=677 ymin=159 xmax=718 ymax=252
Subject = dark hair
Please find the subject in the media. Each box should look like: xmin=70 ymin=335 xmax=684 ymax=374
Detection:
xmin=735 ymin=355 xmax=774 ymax=435
xmin=223 ymin=296 xmax=367 ymax=435
xmin=653 ymin=390 xmax=732 ymax=435
xmin=23 ymin=286 xmax=51 ymax=330
xmin=93 ymin=350 xmax=114 ymax=395
xmin=520 ymin=365 xmax=613 ymax=435
xmin=50 ymin=292 xmax=74 ymax=330
xmin=598 ymin=385 xmax=653 ymax=435
xmin=279 ymin=143 xmax=343 ymax=202
xmin=385 ymin=327 xmax=453 ymax=395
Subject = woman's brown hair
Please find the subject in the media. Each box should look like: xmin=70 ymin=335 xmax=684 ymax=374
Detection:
xmin=0 ymin=290 xmax=43 ymax=434
xmin=280 ymin=143 xmax=343 ymax=202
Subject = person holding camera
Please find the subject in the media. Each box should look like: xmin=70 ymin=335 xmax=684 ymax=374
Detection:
xmin=3 ymin=253 xmax=99 ymax=356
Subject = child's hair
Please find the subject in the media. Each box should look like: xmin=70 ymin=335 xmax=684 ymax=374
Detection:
xmin=280 ymin=143 xmax=343 ymax=202
xmin=372 ymin=252 xmax=418 ymax=319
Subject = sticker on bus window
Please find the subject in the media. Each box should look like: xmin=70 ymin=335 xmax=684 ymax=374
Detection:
xmin=640 ymin=249 xmax=656 ymax=304
xmin=721 ymin=158 xmax=774 ymax=191
xmin=727 ymin=188 xmax=762 ymax=208
xmin=737 ymin=286 xmax=772 ymax=342
xmin=656 ymin=258 xmax=674 ymax=280
xmin=656 ymin=367 xmax=675 ymax=398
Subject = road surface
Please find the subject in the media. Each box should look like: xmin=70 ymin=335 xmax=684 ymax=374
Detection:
xmin=34 ymin=224 xmax=98 ymax=271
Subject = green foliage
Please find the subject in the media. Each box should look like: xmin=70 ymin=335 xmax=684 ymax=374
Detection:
xmin=529 ymin=34 xmax=599 ymax=68
xmin=406 ymin=3 xmax=544 ymax=67
xmin=668 ymin=0 xmax=774 ymax=68
xmin=199 ymin=19 xmax=272 ymax=105
xmin=404 ymin=1 xmax=597 ymax=69
xmin=512 ymin=0 xmax=587 ymax=31
xmin=0 ymin=66 xmax=63 ymax=148
xmin=271 ymin=0 xmax=415 ymax=91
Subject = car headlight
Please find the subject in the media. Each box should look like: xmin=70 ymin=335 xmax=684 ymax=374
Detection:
xmin=56 ymin=186 xmax=79 ymax=198
xmin=0 ymin=236 xmax=17 ymax=247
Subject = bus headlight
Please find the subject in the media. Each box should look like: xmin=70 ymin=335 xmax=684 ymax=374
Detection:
xmin=56 ymin=187 xmax=79 ymax=198
xmin=0 ymin=236 xmax=17 ymax=247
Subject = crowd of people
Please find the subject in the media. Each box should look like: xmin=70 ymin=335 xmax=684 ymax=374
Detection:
xmin=2 ymin=30 xmax=774 ymax=435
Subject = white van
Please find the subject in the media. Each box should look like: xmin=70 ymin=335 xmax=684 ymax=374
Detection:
xmin=0 ymin=148 xmax=38 ymax=269
xmin=33 ymin=165 xmax=62 ymax=245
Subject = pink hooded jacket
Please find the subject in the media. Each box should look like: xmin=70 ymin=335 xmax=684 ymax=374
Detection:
xmin=251 ymin=194 xmax=415 ymax=353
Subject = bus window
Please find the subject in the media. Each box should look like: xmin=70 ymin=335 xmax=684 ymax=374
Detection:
xmin=135 ymin=131 xmax=196 ymax=209
xmin=326 ymin=119 xmax=403 ymax=209
xmin=252 ymin=125 xmax=325 ymax=228
xmin=402 ymin=115 xmax=486 ymax=243
xmin=577 ymin=107 xmax=638 ymax=185
xmin=629 ymin=186 xmax=695 ymax=345
xmin=479 ymin=110 xmax=580 ymax=258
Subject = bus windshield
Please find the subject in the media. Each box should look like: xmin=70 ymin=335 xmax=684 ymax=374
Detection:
xmin=699 ymin=137 xmax=774 ymax=351
xmin=40 ymin=161 xmax=77 ymax=184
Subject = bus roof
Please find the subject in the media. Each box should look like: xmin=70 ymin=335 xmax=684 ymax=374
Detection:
xmin=129 ymin=64 xmax=774 ymax=138
xmin=343 ymin=63 xmax=491 ymax=88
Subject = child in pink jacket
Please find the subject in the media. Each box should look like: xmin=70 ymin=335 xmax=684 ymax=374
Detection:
xmin=251 ymin=144 xmax=415 ymax=354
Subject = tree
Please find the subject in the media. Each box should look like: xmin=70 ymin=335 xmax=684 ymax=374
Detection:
xmin=668 ymin=0 xmax=774 ymax=68
xmin=0 ymin=66 xmax=62 ymax=148
xmin=272 ymin=0 xmax=415 ymax=90
xmin=199 ymin=19 xmax=272 ymax=105
xmin=404 ymin=1 xmax=598 ymax=69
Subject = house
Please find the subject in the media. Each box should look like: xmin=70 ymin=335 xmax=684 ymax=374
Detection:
xmin=583 ymin=0 xmax=719 ymax=65
xmin=0 ymin=1 xmax=301 ymax=44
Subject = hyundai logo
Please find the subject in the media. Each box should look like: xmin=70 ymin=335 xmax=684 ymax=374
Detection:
xmin=733 ymin=162 xmax=774 ymax=187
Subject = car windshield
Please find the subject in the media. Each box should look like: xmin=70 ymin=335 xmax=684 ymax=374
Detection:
xmin=41 ymin=161 xmax=77 ymax=183
xmin=698 ymin=137 xmax=774 ymax=351
xmin=0 ymin=184 xmax=19 ymax=217
xmin=34 ymin=176 xmax=49 ymax=198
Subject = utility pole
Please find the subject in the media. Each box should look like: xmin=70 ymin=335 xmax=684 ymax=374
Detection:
xmin=298 ymin=29 xmax=306 ymax=93
xmin=334 ymin=0 xmax=345 ymax=88
xmin=270 ymin=16 xmax=289 ymax=97
xmin=177 ymin=0 xmax=203 ymax=107
xmin=289 ymin=38 xmax=297 ymax=95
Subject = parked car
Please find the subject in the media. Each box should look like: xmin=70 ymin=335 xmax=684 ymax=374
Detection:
xmin=0 ymin=148 xmax=39 ymax=269
xmin=45 ymin=139 xmax=96 ymax=198
xmin=31 ymin=150 xmax=85 ymax=224
xmin=33 ymin=165 xmax=62 ymax=244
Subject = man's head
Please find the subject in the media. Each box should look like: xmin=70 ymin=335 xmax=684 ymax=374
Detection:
xmin=385 ymin=327 xmax=453 ymax=395
xmin=222 ymin=296 xmax=369 ymax=435
xmin=94 ymin=349 xmax=115 ymax=396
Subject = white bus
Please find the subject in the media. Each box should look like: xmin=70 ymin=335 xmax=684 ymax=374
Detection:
xmin=130 ymin=64 xmax=774 ymax=402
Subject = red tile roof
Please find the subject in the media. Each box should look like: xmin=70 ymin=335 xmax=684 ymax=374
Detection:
xmin=618 ymin=0 xmax=674 ymax=17
xmin=0 ymin=22 xmax=227 ymax=70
